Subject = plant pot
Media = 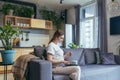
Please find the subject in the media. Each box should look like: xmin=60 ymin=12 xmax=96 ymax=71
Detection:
xmin=0 ymin=50 xmax=16 ymax=64
xmin=8 ymin=9 xmax=14 ymax=16
xmin=31 ymin=14 xmax=34 ymax=18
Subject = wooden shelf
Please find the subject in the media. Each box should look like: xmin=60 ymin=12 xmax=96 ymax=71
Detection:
xmin=31 ymin=19 xmax=45 ymax=29
xmin=5 ymin=16 xmax=15 ymax=26
xmin=16 ymin=17 xmax=30 ymax=28
xmin=4 ymin=15 xmax=53 ymax=30
xmin=45 ymin=20 xmax=53 ymax=30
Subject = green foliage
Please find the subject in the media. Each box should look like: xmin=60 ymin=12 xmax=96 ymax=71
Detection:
xmin=0 ymin=3 xmax=34 ymax=18
xmin=39 ymin=7 xmax=65 ymax=29
xmin=0 ymin=24 xmax=20 ymax=50
xmin=0 ymin=3 xmax=15 ymax=15
xmin=15 ymin=6 xmax=34 ymax=18
xmin=68 ymin=43 xmax=83 ymax=49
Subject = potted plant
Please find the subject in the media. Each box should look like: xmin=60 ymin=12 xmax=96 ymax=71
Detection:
xmin=0 ymin=3 xmax=15 ymax=15
xmin=68 ymin=43 xmax=83 ymax=49
xmin=0 ymin=24 xmax=20 ymax=64
xmin=17 ymin=6 xmax=34 ymax=18
xmin=39 ymin=7 xmax=65 ymax=29
xmin=0 ymin=3 xmax=34 ymax=18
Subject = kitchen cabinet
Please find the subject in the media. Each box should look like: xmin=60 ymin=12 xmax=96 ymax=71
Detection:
xmin=0 ymin=48 xmax=34 ymax=74
xmin=45 ymin=20 xmax=53 ymax=29
xmin=21 ymin=48 xmax=33 ymax=55
xmin=31 ymin=19 xmax=45 ymax=29
xmin=31 ymin=19 xmax=53 ymax=29
xmin=4 ymin=15 xmax=53 ymax=30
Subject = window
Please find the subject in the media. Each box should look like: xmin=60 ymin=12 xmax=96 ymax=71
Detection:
xmin=80 ymin=2 xmax=98 ymax=48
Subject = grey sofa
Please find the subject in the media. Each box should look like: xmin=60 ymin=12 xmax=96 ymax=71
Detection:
xmin=27 ymin=46 xmax=120 ymax=80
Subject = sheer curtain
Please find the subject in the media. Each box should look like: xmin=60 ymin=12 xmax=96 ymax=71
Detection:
xmin=97 ymin=0 xmax=108 ymax=52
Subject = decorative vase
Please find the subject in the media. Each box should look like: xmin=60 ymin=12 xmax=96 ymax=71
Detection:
xmin=0 ymin=50 xmax=16 ymax=64
xmin=31 ymin=14 xmax=34 ymax=18
xmin=8 ymin=9 xmax=14 ymax=16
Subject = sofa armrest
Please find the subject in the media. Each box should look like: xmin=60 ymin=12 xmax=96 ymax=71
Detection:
xmin=28 ymin=59 xmax=52 ymax=80
xmin=114 ymin=55 xmax=120 ymax=64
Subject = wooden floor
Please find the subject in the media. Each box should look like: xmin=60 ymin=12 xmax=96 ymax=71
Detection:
xmin=0 ymin=73 xmax=14 ymax=80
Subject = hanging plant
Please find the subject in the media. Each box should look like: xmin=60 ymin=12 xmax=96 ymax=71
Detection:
xmin=39 ymin=7 xmax=65 ymax=29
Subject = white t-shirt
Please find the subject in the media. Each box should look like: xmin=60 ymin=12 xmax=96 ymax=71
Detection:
xmin=47 ymin=42 xmax=64 ymax=61
xmin=47 ymin=42 xmax=65 ymax=67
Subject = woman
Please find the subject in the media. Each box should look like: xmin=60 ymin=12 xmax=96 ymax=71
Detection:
xmin=47 ymin=30 xmax=81 ymax=80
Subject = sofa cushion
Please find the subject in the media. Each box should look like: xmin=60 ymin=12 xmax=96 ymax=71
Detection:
xmin=63 ymin=48 xmax=85 ymax=65
xmin=84 ymin=48 xmax=99 ymax=64
xmin=34 ymin=46 xmax=47 ymax=60
xmin=95 ymin=51 xmax=101 ymax=64
xmin=114 ymin=55 xmax=120 ymax=64
xmin=100 ymin=53 xmax=116 ymax=65
xmin=81 ymin=64 xmax=120 ymax=80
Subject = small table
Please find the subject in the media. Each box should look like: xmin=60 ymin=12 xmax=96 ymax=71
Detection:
xmin=0 ymin=62 xmax=13 ymax=80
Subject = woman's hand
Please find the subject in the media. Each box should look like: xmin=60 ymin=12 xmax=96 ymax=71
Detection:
xmin=63 ymin=60 xmax=71 ymax=64
xmin=64 ymin=51 xmax=72 ymax=58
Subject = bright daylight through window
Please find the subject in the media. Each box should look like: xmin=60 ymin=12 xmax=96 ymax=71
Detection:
xmin=80 ymin=2 xmax=98 ymax=48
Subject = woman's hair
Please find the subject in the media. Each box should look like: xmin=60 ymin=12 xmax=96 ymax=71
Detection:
xmin=49 ymin=30 xmax=64 ymax=43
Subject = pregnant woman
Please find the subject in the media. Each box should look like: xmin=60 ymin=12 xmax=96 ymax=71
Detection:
xmin=47 ymin=30 xmax=81 ymax=80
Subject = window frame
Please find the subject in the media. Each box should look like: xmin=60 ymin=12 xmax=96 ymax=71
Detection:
xmin=80 ymin=1 xmax=98 ymax=48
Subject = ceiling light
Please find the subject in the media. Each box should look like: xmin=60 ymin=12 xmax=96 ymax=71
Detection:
xmin=60 ymin=0 xmax=64 ymax=4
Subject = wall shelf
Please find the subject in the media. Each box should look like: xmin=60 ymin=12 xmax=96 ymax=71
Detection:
xmin=4 ymin=15 xmax=53 ymax=30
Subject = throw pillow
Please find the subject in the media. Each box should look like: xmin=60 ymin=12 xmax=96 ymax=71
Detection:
xmin=114 ymin=55 xmax=120 ymax=64
xmin=34 ymin=46 xmax=47 ymax=60
xmin=63 ymin=48 xmax=85 ymax=66
xmin=100 ymin=53 xmax=116 ymax=64
xmin=84 ymin=48 xmax=99 ymax=64
xmin=95 ymin=51 xmax=101 ymax=64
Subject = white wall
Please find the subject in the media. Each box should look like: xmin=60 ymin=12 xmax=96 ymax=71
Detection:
xmin=106 ymin=0 xmax=120 ymax=55
xmin=20 ymin=33 xmax=49 ymax=47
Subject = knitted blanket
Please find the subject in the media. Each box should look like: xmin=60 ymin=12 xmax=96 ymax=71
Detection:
xmin=12 ymin=54 xmax=39 ymax=80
